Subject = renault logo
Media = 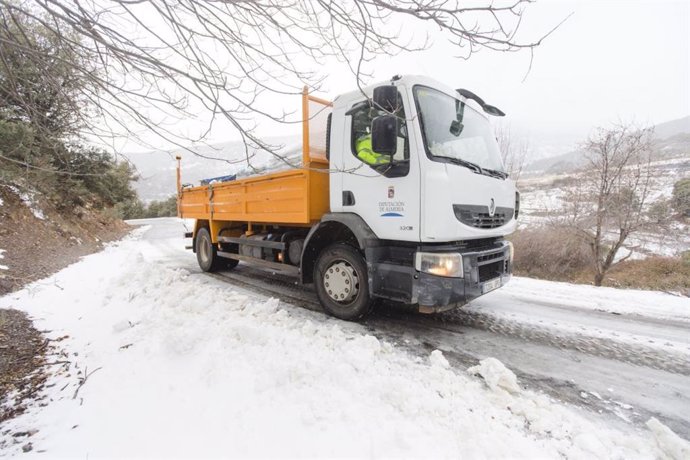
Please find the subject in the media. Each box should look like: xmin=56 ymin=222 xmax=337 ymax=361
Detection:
xmin=488 ymin=198 xmax=496 ymax=217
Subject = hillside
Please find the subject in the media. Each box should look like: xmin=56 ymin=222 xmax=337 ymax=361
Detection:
xmin=654 ymin=115 xmax=690 ymax=140
xmin=0 ymin=186 xmax=128 ymax=295
xmin=126 ymin=136 xmax=300 ymax=203
xmin=523 ymin=115 xmax=690 ymax=175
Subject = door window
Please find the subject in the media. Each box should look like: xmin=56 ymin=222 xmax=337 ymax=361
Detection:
xmin=349 ymin=95 xmax=409 ymax=177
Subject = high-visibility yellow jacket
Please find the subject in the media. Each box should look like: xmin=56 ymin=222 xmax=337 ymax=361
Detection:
xmin=355 ymin=135 xmax=391 ymax=165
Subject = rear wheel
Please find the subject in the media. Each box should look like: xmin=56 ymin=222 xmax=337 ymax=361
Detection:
xmin=196 ymin=227 xmax=233 ymax=272
xmin=314 ymin=244 xmax=373 ymax=321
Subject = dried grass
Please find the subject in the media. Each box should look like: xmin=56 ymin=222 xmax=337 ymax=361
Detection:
xmin=509 ymin=227 xmax=690 ymax=293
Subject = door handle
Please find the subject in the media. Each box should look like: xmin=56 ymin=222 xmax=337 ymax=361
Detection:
xmin=342 ymin=191 xmax=355 ymax=206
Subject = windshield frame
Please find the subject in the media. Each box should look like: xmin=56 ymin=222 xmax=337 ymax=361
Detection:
xmin=412 ymin=84 xmax=507 ymax=178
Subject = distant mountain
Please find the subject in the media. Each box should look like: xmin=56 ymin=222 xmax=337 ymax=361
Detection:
xmin=653 ymin=115 xmax=690 ymax=140
xmin=128 ymin=115 xmax=690 ymax=200
xmin=125 ymin=136 xmax=300 ymax=203
xmin=655 ymin=133 xmax=690 ymax=159
xmin=522 ymin=148 xmax=589 ymax=175
xmin=523 ymin=116 xmax=690 ymax=176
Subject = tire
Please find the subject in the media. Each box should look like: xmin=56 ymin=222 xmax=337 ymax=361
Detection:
xmin=220 ymin=243 xmax=240 ymax=271
xmin=314 ymin=244 xmax=373 ymax=321
xmin=195 ymin=227 xmax=226 ymax=272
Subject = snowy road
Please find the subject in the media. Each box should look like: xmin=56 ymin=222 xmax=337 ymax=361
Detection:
xmin=2 ymin=217 xmax=689 ymax=458
xmin=140 ymin=218 xmax=690 ymax=438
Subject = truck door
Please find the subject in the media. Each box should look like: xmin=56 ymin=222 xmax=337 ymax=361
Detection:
xmin=338 ymin=87 xmax=421 ymax=243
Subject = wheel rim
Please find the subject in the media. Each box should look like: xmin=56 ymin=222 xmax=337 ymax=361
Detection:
xmin=323 ymin=260 xmax=359 ymax=303
xmin=200 ymin=235 xmax=211 ymax=263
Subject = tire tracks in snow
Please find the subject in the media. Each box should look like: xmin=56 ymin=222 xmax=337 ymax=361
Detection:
xmin=419 ymin=309 xmax=690 ymax=376
xmin=204 ymin=266 xmax=690 ymax=376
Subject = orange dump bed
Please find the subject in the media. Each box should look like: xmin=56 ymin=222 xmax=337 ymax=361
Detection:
xmin=177 ymin=88 xmax=332 ymax=234
xmin=179 ymin=165 xmax=329 ymax=225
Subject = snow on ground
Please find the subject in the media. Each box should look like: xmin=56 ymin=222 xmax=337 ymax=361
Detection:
xmin=477 ymin=276 xmax=690 ymax=323
xmin=5 ymin=185 xmax=45 ymax=220
xmin=470 ymin=277 xmax=690 ymax=359
xmin=1 ymin=227 xmax=685 ymax=458
xmin=0 ymin=248 xmax=7 ymax=271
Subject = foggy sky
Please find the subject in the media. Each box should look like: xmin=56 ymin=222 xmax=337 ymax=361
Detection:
xmin=316 ymin=0 xmax=690 ymax=152
xmin=122 ymin=0 xmax=689 ymax=156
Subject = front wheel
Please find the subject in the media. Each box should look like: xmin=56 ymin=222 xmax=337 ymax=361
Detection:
xmin=314 ymin=244 xmax=373 ymax=321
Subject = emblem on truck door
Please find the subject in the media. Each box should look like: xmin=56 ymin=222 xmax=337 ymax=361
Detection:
xmin=489 ymin=198 xmax=496 ymax=217
xmin=381 ymin=186 xmax=404 ymax=217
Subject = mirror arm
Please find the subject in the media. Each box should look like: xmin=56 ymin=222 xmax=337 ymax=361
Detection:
xmin=345 ymin=100 xmax=370 ymax=116
xmin=456 ymin=88 xmax=506 ymax=117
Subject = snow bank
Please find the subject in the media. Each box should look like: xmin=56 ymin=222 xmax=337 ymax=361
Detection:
xmin=429 ymin=349 xmax=450 ymax=368
xmin=0 ymin=229 xmax=678 ymax=458
xmin=647 ymin=418 xmax=690 ymax=459
xmin=468 ymin=357 xmax=521 ymax=394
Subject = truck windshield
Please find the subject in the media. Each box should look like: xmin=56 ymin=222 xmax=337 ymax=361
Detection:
xmin=413 ymin=86 xmax=505 ymax=174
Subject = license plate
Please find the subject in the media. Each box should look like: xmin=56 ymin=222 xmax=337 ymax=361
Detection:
xmin=482 ymin=277 xmax=502 ymax=294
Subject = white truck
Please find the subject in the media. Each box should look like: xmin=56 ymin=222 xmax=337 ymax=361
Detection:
xmin=178 ymin=75 xmax=518 ymax=321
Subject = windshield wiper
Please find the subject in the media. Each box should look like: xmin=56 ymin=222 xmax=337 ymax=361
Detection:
xmin=438 ymin=156 xmax=508 ymax=179
xmin=441 ymin=156 xmax=483 ymax=174
xmin=483 ymin=167 xmax=508 ymax=179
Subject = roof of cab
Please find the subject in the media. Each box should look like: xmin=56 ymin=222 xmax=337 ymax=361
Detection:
xmin=333 ymin=74 xmax=488 ymax=118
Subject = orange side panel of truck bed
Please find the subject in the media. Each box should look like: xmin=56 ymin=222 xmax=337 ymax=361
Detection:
xmin=177 ymin=87 xmax=332 ymax=233
xmin=178 ymin=165 xmax=330 ymax=226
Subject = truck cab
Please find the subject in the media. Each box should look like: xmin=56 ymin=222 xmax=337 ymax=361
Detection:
xmin=179 ymin=75 xmax=518 ymax=321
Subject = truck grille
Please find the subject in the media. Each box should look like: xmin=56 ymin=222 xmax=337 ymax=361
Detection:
xmin=478 ymin=260 xmax=504 ymax=282
xmin=477 ymin=251 xmax=503 ymax=264
xmin=453 ymin=204 xmax=514 ymax=229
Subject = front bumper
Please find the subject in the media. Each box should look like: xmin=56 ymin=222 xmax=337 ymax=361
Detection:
xmin=367 ymin=240 xmax=512 ymax=313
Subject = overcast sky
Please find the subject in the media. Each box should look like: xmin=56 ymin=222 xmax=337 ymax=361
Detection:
xmin=123 ymin=0 xmax=689 ymax=156
xmin=317 ymin=0 xmax=689 ymax=153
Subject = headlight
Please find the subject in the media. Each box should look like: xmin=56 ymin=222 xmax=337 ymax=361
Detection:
xmin=414 ymin=252 xmax=463 ymax=278
xmin=507 ymin=241 xmax=514 ymax=261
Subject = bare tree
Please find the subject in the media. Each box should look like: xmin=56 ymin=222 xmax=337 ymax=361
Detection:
xmin=559 ymin=124 xmax=657 ymax=286
xmin=0 ymin=0 xmax=566 ymax=168
xmin=495 ymin=123 xmax=529 ymax=183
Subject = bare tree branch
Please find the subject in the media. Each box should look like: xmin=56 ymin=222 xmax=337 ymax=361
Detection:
xmin=0 ymin=0 xmax=558 ymax=169
xmin=495 ymin=123 xmax=528 ymax=183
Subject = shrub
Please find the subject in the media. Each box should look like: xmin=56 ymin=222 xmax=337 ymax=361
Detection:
xmin=510 ymin=227 xmax=690 ymax=292
xmin=509 ymin=226 xmax=592 ymax=280
xmin=116 ymin=195 xmax=178 ymax=220
xmin=144 ymin=196 xmax=178 ymax=218
xmin=115 ymin=198 xmax=146 ymax=220
xmin=606 ymin=257 xmax=690 ymax=292
xmin=550 ymin=176 xmax=578 ymax=188
xmin=681 ymin=250 xmax=690 ymax=266
xmin=672 ymin=178 xmax=690 ymax=217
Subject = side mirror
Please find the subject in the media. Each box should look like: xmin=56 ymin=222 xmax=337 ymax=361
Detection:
xmin=373 ymin=85 xmax=399 ymax=112
xmin=371 ymin=115 xmax=398 ymax=155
